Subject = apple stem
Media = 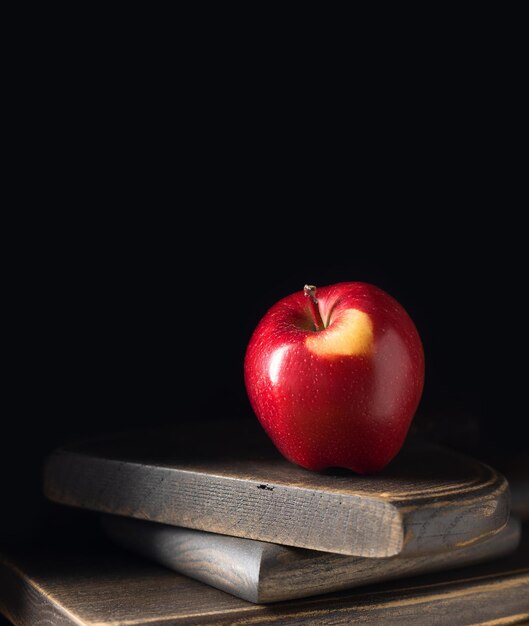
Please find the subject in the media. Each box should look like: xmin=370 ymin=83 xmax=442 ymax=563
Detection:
xmin=304 ymin=284 xmax=325 ymax=331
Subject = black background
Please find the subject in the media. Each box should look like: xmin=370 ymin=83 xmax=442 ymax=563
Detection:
xmin=2 ymin=41 xmax=527 ymax=554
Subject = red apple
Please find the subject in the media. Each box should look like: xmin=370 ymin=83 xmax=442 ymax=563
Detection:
xmin=244 ymin=282 xmax=425 ymax=474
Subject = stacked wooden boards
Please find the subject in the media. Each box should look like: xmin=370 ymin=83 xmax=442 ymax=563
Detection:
xmin=40 ymin=421 xmax=521 ymax=604
xmin=0 ymin=421 xmax=527 ymax=623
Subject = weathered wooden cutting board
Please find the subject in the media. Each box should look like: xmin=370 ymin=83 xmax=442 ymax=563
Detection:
xmin=101 ymin=515 xmax=521 ymax=603
xmin=44 ymin=421 xmax=510 ymax=557
xmin=1 ymin=526 xmax=529 ymax=625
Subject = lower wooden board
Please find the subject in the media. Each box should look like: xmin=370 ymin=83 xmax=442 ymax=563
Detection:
xmin=102 ymin=515 xmax=521 ymax=603
xmin=43 ymin=422 xmax=511 ymax=558
xmin=1 ymin=526 xmax=529 ymax=625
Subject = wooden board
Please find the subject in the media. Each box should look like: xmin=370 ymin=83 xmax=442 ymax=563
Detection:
xmin=101 ymin=515 xmax=521 ymax=603
xmin=1 ymin=526 xmax=529 ymax=625
xmin=43 ymin=421 xmax=510 ymax=558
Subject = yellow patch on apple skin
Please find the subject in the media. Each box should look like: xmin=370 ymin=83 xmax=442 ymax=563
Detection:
xmin=305 ymin=309 xmax=374 ymax=357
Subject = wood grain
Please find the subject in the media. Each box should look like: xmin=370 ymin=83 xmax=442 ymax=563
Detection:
xmin=1 ymin=525 xmax=529 ymax=625
xmin=102 ymin=515 xmax=521 ymax=603
xmin=43 ymin=421 xmax=510 ymax=558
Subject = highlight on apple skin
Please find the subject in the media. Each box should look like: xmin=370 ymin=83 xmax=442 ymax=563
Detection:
xmin=244 ymin=282 xmax=425 ymax=474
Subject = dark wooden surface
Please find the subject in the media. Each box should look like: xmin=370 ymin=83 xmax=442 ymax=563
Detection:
xmin=102 ymin=515 xmax=521 ymax=603
xmin=1 ymin=525 xmax=529 ymax=625
xmin=44 ymin=422 xmax=510 ymax=558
